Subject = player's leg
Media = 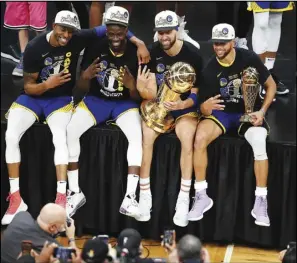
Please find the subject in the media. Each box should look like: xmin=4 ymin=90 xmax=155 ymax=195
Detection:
xmin=244 ymin=126 xmax=270 ymax=226
xmin=136 ymin=120 xmax=160 ymax=221
xmin=28 ymin=2 xmax=47 ymax=35
xmin=173 ymin=114 xmax=198 ymax=227
xmin=45 ymin=97 xmax=74 ymax=209
xmin=66 ymin=96 xmax=106 ymax=217
xmin=2 ymin=95 xmax=40 ymax=225
xmin=188 ymin=111 xmax=226 ymax=221
xmin=114 ymin=105 xmax=144 ymax=218
xmin=266 ymin=11 xmax=289 ymax=95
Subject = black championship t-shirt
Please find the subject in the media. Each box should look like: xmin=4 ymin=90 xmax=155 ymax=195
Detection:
xmin=81 ymin=37 xmax=138 ymax=100
xmin=148 ymin=41 xmax=203 ymax=100
xmin=23 ymin=29 xmax=99 ymax=97
xmin=199 ymin=48 xmax=270 ymax=113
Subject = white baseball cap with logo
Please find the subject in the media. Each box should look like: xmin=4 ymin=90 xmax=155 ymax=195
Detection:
xmin=54 ymin=10 xmax=81 ymax=30
xmin=105 ymin=6 xmax=129 ymax=27
xmin=154 ymin=10 xmax=179 ymax=31
xmin=210 ymin=23 xmax=235 ymax=43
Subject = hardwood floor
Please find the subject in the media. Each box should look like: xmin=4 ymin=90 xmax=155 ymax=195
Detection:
xmin=57 ymin=236 xmax=281 ymax=262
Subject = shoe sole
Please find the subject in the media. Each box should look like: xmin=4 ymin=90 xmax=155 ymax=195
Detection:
xmin=68 ymin=197 xmax=86 ymax=218
xmin=188 ymin=199 xmax=214 ymax=221
xmin=135 ymin=214 xmax=151 ymax=222
xmin=1 ymin=203 xmax=28 ymax=225
xmin=1 ymin=52 xmax=20 ymax=63
xmin=251 ymin=210 xmax=270 ymax=227
xmin=119 ymin=207 xmax=139 ymax=218
xmin=173 ymin=217 xmax=189 ymax=227
xmin=276 ymin=90 xmax=289 ymax=95
xmin=12 ymin=71 xmax=23 ymax=77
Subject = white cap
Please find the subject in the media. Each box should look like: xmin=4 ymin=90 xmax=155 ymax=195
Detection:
xmin=54 ymin=11 xmax=80 ymax=30
xmin=154 ymin=10 xmax=179 ymax=32
xmin=211 ymin=23 xmax=235 ymax=43
xmin=105 ymin=6 xmax=129 ymax=27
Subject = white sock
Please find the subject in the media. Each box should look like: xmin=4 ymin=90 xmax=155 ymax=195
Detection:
xmin=57 ymin=181 xmax=67 ymax=194
xmin=194 ymin=180 xmax=208 ymax=192
xmin=9 ymin=177 xmax=19 ymax=194
xmin=179 ymin=178 xmax=191 ymax=198
xmin=140 ymin=177 xmax=151 ymax=194
xmin=255 ymin=187 xmax=267 ymax=197
xmin=125 ymin=174 xmax=139 ymax=196
xmin=265 ymin=57 xmax=275 ymax=70
xmin=67 ymin=170 xmax=80 ymax=193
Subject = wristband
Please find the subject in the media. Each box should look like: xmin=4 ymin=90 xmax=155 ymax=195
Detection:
xmin=188 ymin=93 xmax=198 ymax=107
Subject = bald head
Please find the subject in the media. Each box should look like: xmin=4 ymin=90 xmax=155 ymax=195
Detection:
xmin=177 ymin=234 xmax=202 ymax=261
xmin=39 ymin=203 xmax=66 ymax=225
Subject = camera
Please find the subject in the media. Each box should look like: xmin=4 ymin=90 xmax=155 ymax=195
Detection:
xmin=163 ymin=230 xmax=174 ymax=246
xmin=53 ymin=247 xmax=76 ymax=261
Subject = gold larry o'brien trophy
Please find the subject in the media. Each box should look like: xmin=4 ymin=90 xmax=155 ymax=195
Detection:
xmin=239 ymin=67 xmax=260 ymax=123
xmin=140 ymin=62 xmax=196 ymax=133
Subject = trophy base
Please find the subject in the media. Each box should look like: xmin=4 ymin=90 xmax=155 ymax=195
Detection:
xmin=239 ymin=114 xmax=251 ymax=123
xmin=140 ymin=100 xmax=175 ymax=133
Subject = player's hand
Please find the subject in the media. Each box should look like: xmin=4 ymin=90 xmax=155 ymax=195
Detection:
xmin=202 ymin=94 xmax=225 ymax=112
xmin=248 ymin=111 xmax=264 ymax=126
xmin=119 ymin=65 xmax=135 ymax=90
xmin=137 ymin=43 xmax=151 ymax=64
xmin=82 ymin=57 xmax=102 ymax=80
xmin=31 ymin=241 xmax=58 ymax=263
xmin=163 ymin=100 xmax=185 ymax=111
xmin=137 ymin=65 xmax=151 ymax=90
xmin=45 ymin=70 xmax=71 ymax=89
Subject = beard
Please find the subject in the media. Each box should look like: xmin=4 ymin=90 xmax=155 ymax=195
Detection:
xmin=160 ymin=36 xmax=176 ymax=50
xmin=215 ymin=46 xmax=233 ymax=60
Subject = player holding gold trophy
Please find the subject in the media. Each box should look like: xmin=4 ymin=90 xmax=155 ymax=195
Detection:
xmin=136 ymin=10 xmax=203 ymax=227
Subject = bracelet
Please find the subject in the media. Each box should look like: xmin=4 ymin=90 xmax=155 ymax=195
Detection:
xmin=188 ymin=93 xmax=198 ymax=107
xmin=68 ymin=238 xmax=75 ymax=244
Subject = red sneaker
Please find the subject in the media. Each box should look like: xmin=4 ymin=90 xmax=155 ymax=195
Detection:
xmin=55 ymin=192 xmax=67 ymax=208
xmin=1 ymin=190 xmax=28 ymax=225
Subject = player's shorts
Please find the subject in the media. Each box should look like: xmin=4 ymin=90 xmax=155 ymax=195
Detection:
xmin=202 ymin=110 xmax=270 ymax=136
xmin=77 ymin=95 xmax=139 ymax=125
xmin=4 ymin=2 xmax=47 ymax=31
xmin=247 ymin=1 xmax=294 ymax=13
xmin=5 ymin=94 xmax=73 ymax=122
xmin=171 ymin=107 xmax=199 ymax=122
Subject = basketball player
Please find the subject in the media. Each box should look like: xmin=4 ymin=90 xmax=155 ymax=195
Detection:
xmin=248 ymin=1 xmax=294 ymax=95
xmin=136 ymin=11 xmax=203 ymax=227
xmin=66 ymin=6 xmax=143 ymax=218
xmin=154 ymin=2 xmax=200 ymax=49
xmin=189 ymin=23 xmax=276 ymax=227
xmin=2 ymin=10 xmax=150 ymax=225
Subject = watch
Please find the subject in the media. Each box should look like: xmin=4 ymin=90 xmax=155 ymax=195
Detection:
xmin=68 ymin=238 xmax=75 ymax=244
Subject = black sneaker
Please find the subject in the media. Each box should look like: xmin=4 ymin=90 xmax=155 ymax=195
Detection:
xmin=259 ymin=85 xmax=276 ymax=102
xmin=269 ymin=69 xmax=289 ymax=95
xmin=1 ymin=44 xmax=21 ymax=63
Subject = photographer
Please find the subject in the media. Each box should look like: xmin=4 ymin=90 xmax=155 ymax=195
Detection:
xmin=163 ymin=234 xmax=210 ymax=263
xmin=116 ymin=228 xmax=154 ymax=263
xmin=1 ymin=203 xmax=77 ymax=263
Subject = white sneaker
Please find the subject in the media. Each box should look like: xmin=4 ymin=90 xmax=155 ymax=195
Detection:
xmin=173 ymin=194 xmax=190 ymax=227
xmin=135 ymin=192 xmax=152 ymax=222
xmin=119 ymin=193 xmax=140 ymax=218
xmin=178 ymin=16 xmax=200 ymax=50
xmin=66 ymin=190 xmax=86 ymax=217
xmin=235 ymin=37 xmax=248 ymax=50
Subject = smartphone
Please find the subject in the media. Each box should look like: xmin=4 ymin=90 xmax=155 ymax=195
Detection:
xmin=163 ymin=230 xmax=175 ymax=246
xmin=97 ymin=234 xmax=109 ymax=244
xmin=21 ymin=240 xmax=33 ymax=256
xmin=53 ymin=247 xmax=76 ymax=260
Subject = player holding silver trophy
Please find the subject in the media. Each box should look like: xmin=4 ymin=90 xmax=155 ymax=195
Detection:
xmin=191 ymin=23 xmax=276 ymax=227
